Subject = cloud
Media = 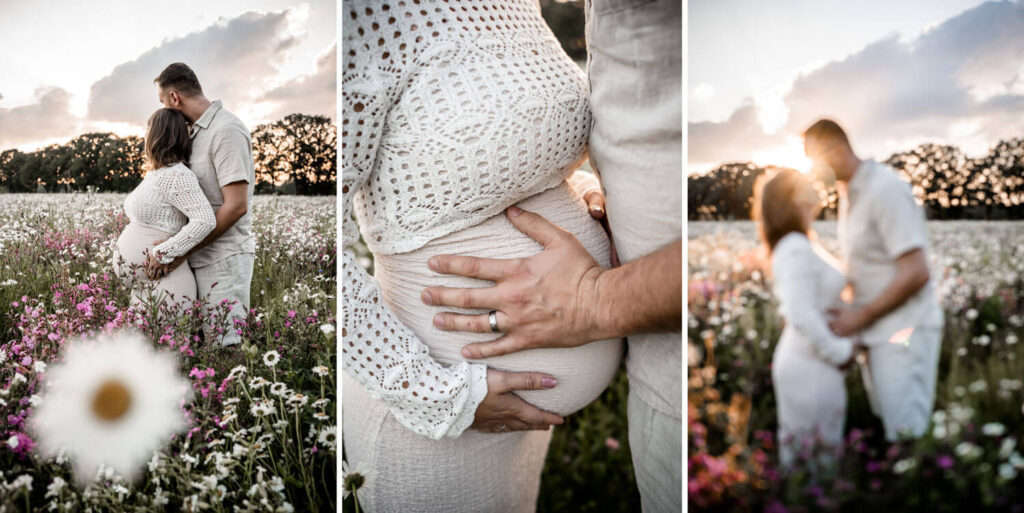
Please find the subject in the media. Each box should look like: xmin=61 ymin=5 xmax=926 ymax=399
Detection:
xmin=258 ymin=43 xmax=336 ymax=120
xmin=690 ymin=1 xmax=1024 ymax=168
xmin=688 ymin=101 xmax=784 ymax=168
xmin=0 ymin=87 xmax=78 ymax=147
xmin=87 ymin=10 xmax=301 ymax=125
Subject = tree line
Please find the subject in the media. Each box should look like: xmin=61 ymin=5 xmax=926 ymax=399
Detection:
xmin=0 ymin=114 xmax=336 ymax=196
xmin=689 ymin=138 xmax=1024 ymax=220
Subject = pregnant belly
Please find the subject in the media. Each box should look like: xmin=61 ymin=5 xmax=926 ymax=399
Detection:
xmin=114 ymin=222 xmax=173 ymax=267
xmin=373 ymin=182 xmax=623 ymax=416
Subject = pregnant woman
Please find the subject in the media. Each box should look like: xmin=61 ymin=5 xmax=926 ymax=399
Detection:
xmin=754 ymin=168 xmax=858 ymax=471
xmin=342 ymin=1 xmax=622 ymax=511
xmin=114 ymin=108 xmax=215 ymax=308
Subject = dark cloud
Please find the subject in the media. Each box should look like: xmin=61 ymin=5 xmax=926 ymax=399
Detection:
xmin=690 ymin=0 xmax=1024 ymax=167
xmin=259 ymin=43 xmax=336 ymax=120
xmin=0 ymin=87 xmax=78 ymax=147
xmin=87 ymin=10 xmax=300 ymax=124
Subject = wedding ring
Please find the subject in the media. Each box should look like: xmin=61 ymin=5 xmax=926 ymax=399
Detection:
xmin=498 ymin=424 xmax=508 ymax=433
xmin=489 ymin=310 xmax=500 ymax=333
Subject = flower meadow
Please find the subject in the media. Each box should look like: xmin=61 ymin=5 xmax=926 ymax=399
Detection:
xmin=0 ymin=193 xmax=336 ymax=512
xmin=689 ymin=221 xmax=1024 ymax=512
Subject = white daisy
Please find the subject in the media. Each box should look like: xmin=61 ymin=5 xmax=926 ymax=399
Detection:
xmin=341 ymin=460 xmax=373 ymax=500
xmin=318 ymin=426 xmax=337 ymax=449
xmin=262 ymin=351 xmax=280 ymax=368
xmin=32 ymin=331 xmax=191 ymax=482
xmin=269 ymin=382 xmax=289 ymax=397
xmin=250 ymin=399 xmax=274 ymax=417
xmin=311 ymin=365 xmax=329 ymax=377
xmin=286 ymin=393 xmax=309 ymax=410
xmin=320 ymin=324 xmax=335 ymax=336
xmin=249 ymin=377 xmax=270 ymax=389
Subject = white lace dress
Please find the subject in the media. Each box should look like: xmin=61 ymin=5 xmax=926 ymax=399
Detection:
xmin=342 ymin=1 xmax=622 ymax=511
xmin=114 ymin=163 xmax=216 ymax=305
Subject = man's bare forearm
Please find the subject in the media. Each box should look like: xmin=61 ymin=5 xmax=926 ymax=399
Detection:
xmin=588 ymin=239 xmax=682 ymax=340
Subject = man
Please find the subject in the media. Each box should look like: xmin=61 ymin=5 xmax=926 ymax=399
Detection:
xmin=421 ymin=2 xmax=683 ymax=510
xmin=803 ymin=119 xmax=944 ymax=441
xmin=147 ymin=62 xmax=256 ymax=347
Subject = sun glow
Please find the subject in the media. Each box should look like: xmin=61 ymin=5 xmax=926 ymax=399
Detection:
xmin=750 ymin=136 xmax=813 ymax=173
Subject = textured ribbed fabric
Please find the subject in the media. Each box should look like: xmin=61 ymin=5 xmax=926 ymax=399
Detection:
xmin=342 ymin=0 xmax=593 ymax=441
xmin=122 ymin=163 xmax=216 ymax=264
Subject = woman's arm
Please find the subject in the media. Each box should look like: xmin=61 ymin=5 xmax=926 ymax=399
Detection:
xmin=152 ymin=167 xmax=217 ymax=263
xmin=773 ymin=237 xmax=854 ymax=367
xmin=341 ymin=16 xmax=491 ymax=440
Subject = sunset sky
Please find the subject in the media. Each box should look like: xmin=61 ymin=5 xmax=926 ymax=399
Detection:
xmin=689 ymin=0 xmax=1024 ymax=174
xmin=0 ymin=0 xmax=335 ymax=151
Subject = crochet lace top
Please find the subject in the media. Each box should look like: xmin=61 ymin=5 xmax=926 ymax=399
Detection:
xmin=342 ymin=0 xmax=591 ymax=439
xmin=123 ymin=163 xmax=217 ymax=263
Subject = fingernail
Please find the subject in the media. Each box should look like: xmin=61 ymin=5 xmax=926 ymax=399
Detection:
xmin=461 ymin=347 xmax=473 ymax=358
xmin=421 ymin=290 xmax=434 ymax=305
xmin=541 ymin=377 xmax=557 ymax=388
xmin=591 ymin=206 xmax=604 ymax=215
xmin=508 ymin=206 xmax=522 ymax=217
xmin=427 ymin=257 xmax=438 ymax=271
xmin=433 ymin=315 xmax=445 ymax=328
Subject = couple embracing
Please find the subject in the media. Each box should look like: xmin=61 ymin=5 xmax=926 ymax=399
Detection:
xmin=114 ymin=63 xmax=255 ymax=347
xmin=758 ymin=119 xmax=945 ymax=470
xmin=342 ymin=1 xmax=682 ymax=512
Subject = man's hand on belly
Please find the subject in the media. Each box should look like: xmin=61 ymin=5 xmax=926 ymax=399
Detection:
xmin=422 ymin=206 xmax=606 ymax=359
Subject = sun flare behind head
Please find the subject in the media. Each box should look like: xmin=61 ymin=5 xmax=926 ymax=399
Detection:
xmin=751 ymin=136 xmax=813 ymax=173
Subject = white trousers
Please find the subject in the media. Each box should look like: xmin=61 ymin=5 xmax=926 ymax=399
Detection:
xmin=861 ymin=327 xmax=943 ymax=441
xmin=627 ymin=391 xmax=682 ymax=513
xmin=192 ymin=253 xmax=254 ymax=346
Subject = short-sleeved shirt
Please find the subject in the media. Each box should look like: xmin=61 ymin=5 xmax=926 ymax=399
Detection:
xmin=838 ymin=159 xmax=943 ymax=345
xmin=187 ymin=100 xmax=256 ymax=268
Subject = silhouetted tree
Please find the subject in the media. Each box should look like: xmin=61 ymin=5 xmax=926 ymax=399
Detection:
xmin=690 ymin=137 xmax=1024 ymax=221
xmin=0 ymin=114 xmax=336 ymax=195
xmin=252 ymin=114 xmax=337 ymax=196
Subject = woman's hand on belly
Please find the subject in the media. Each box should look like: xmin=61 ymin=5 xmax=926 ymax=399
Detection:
xmin=471 ymin=368 xmax=565 ymax=433
xmin=424 ymin=206 xmax=606 ymax=359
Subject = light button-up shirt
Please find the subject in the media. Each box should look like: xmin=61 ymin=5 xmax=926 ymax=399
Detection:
xmin=838 ymin=159 xmax=944 ymax=345
xmin=187 ymin=100 xmax=256 ymax=268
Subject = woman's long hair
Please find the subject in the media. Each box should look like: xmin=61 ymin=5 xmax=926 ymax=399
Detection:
xmin=752 ymin=167 xmax=812 ymax=254
xmin=145 ymin=108 xmax=192 ymax=170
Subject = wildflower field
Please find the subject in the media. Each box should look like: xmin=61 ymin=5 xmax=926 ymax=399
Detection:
xmin=688 ymin=221 xmax=1024 ymax=511
xmin=0 ymin=193 xmax=337 ymax=511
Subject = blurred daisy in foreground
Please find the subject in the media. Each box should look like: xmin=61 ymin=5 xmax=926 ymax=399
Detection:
xmin=33 ymin=331 xmax=191 ymax=483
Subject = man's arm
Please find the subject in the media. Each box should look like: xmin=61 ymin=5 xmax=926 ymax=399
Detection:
xmin=829 ymin=248 xmax=930 ymax=337
xmin=190 ymin=181 xmax=248 ymax=254
xmin=145 ymin=182 xmax=248 ymax=278
xmin=422 ymin=206 xmax=681 ymax=359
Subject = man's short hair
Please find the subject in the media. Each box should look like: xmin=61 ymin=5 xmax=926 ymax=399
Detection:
xmin=803 ymin=119 xmax=849 ymax=147
xmin=154 ymin=63 xmax=203 ymax=97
